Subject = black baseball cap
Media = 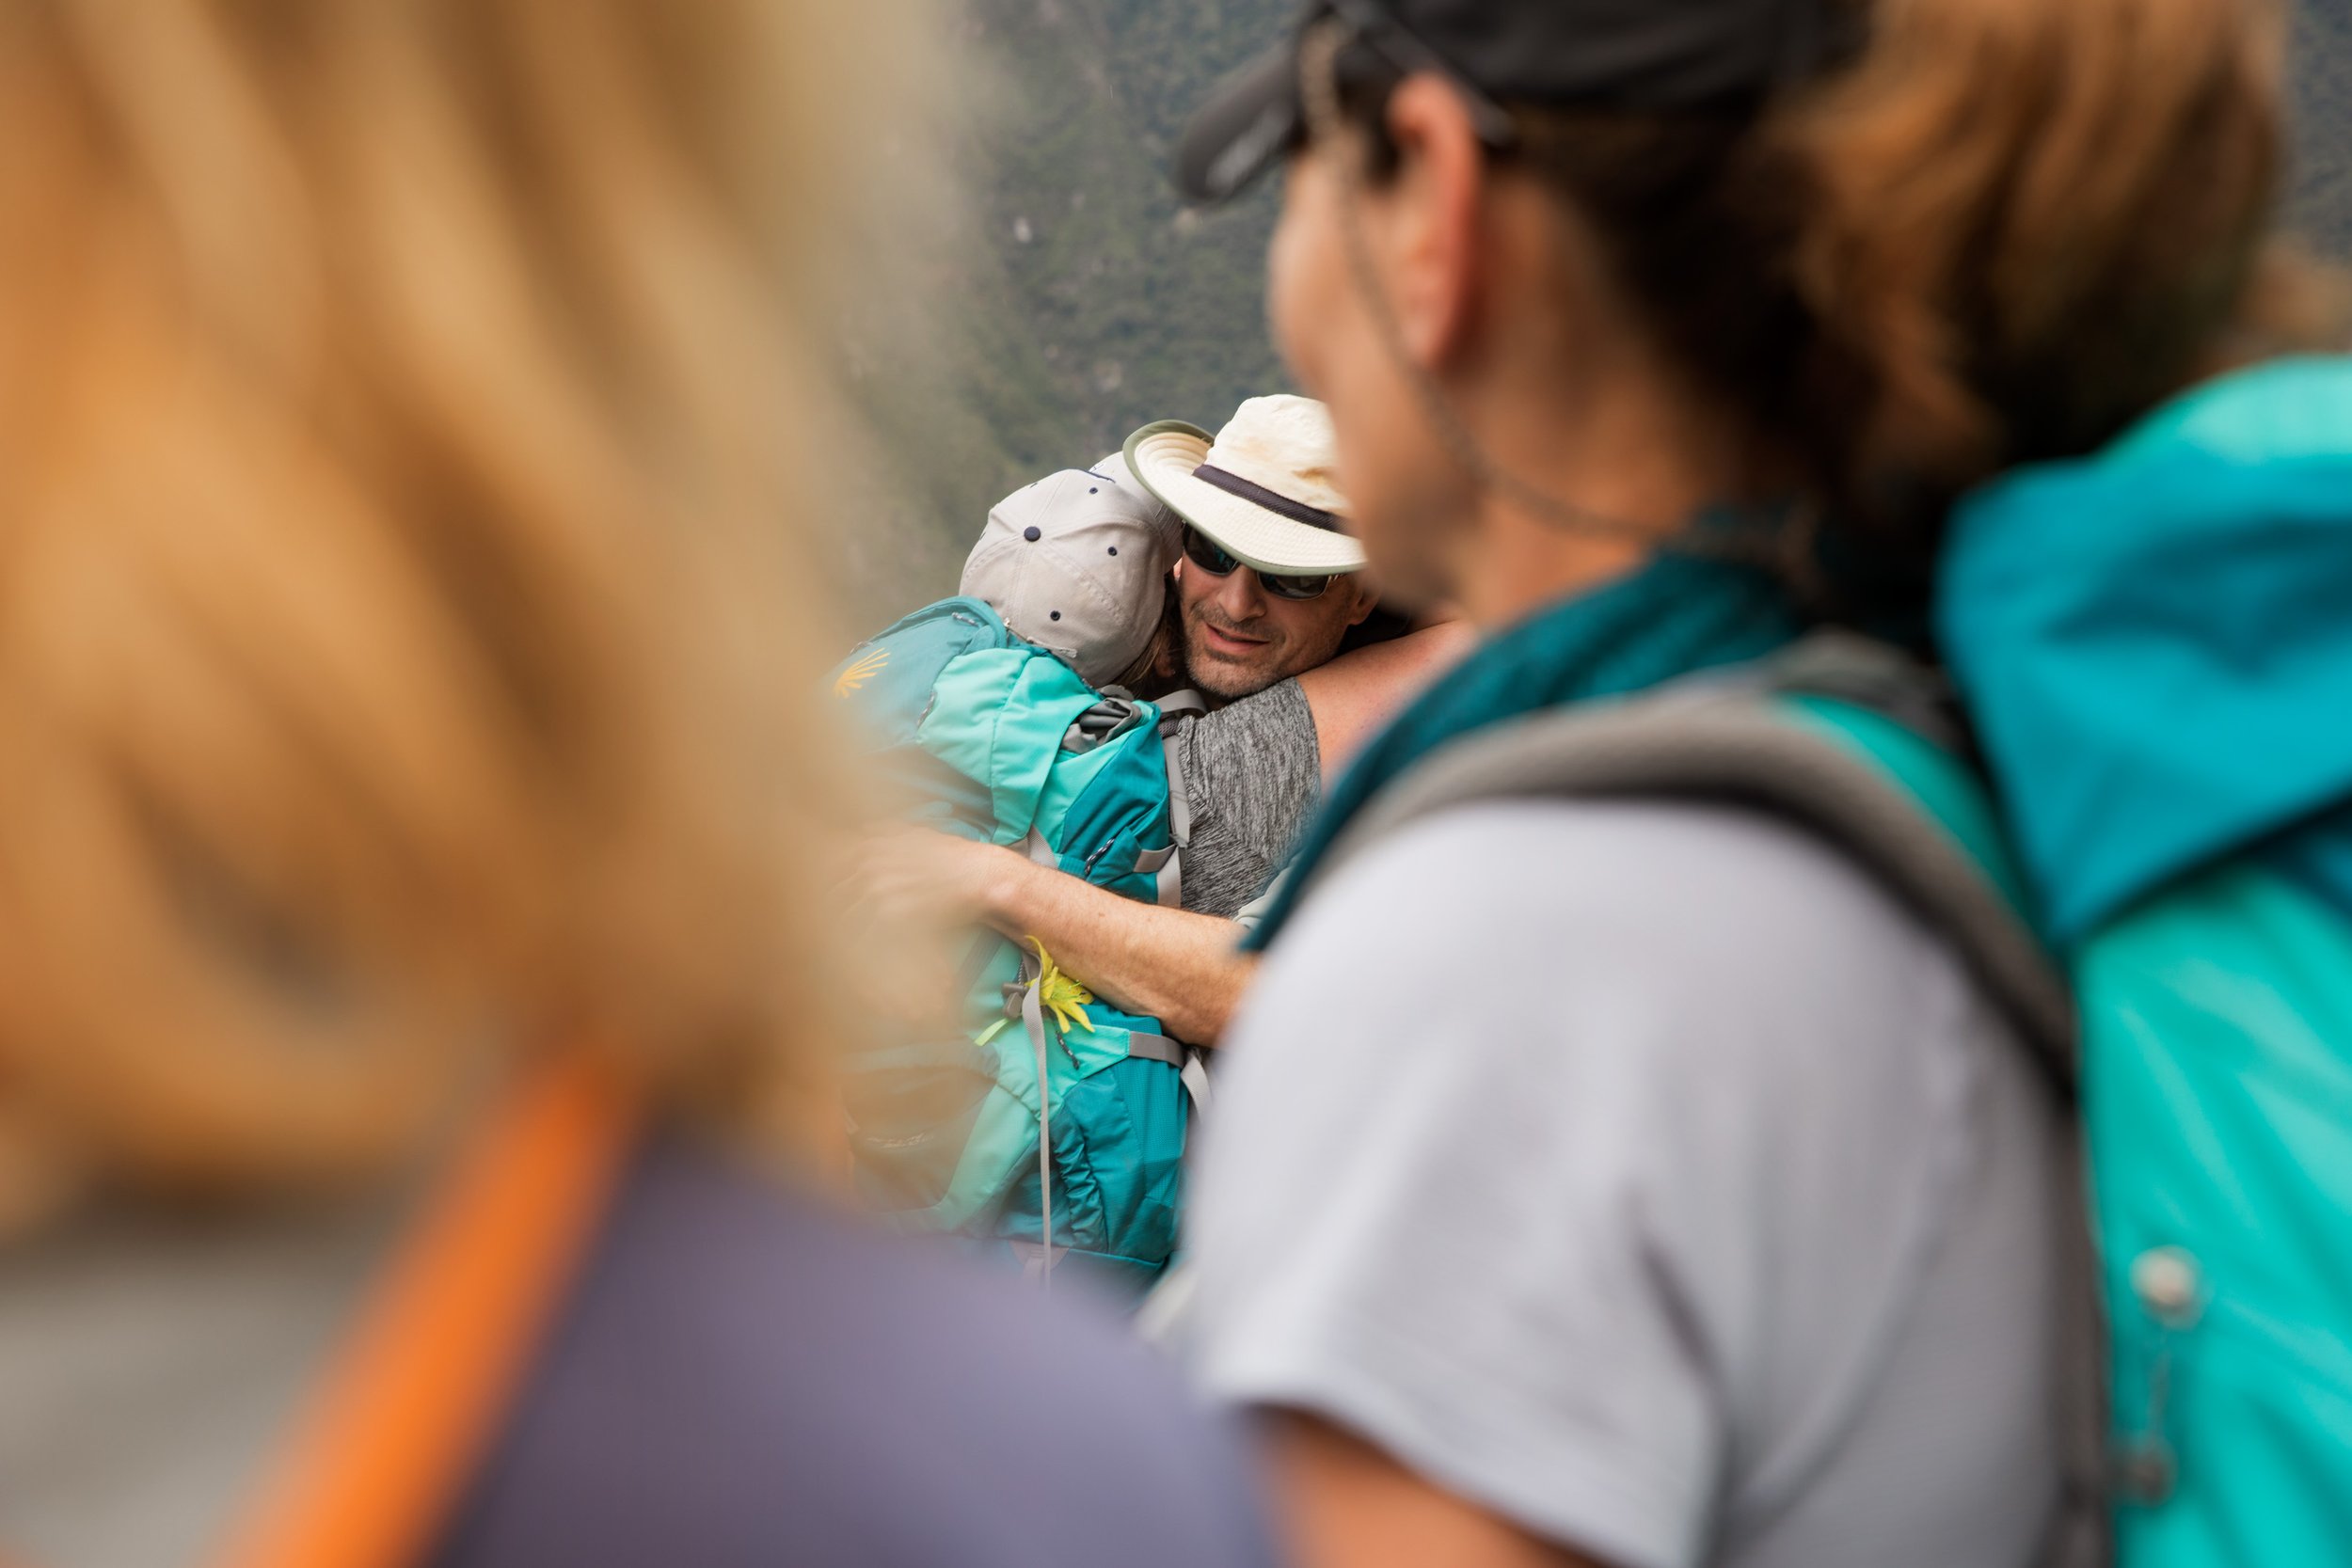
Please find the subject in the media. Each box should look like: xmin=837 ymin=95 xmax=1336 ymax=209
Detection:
xmin=1173 ymin=0 xmax=1858 ymax=205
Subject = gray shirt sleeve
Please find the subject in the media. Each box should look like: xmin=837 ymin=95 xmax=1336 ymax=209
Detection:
xmin=1179 ymin=800 xmax=2065 ymax=1568
xmin=1172 ymin=679 xmax=1321 ymax=920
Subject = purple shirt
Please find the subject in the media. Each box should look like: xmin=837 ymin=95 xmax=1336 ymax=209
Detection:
xmin=433 ymin=1137 xmax=1278 ymax=1568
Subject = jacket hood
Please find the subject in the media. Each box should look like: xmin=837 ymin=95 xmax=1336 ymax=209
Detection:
xmin=1939 ymin=356 xmax=2352 ymax=944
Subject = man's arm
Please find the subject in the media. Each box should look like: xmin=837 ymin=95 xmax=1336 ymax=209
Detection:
xmin=1295 ymin=622 xmax=1473 ymax=778
xmin=848 ymin=625 xmax=1468 ymax=1042
xmin=855 ymin=828 xmax=1255 ymax=1045
xmin=1267 ymin=1417 xmax=1598 ymax=1568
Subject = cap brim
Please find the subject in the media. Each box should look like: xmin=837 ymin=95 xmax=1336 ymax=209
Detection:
xmin=1172 ymin=42 xmax=1301 ymax=207
xmin=1123 ymin=419 xmax=1367 ymax=577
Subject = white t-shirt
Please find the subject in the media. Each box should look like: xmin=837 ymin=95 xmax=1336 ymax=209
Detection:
xmin=1181 ymin=800 xmax=2069 ymax=1568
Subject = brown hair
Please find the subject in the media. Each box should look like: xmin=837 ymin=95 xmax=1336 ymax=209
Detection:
xmin=1346 ymin=0 xmax=2337 ymax=607
xmin=1784 ymin=0 xmax=2317 ymax=504
xmin=0 ymin=0 xmax=924 ymax=1200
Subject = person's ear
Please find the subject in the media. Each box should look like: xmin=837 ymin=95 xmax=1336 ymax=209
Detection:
xmin=1379 ymin=74 xmax=1487 ymax=372
xmin=1345 ymin=577 xmax=1378 ymax=629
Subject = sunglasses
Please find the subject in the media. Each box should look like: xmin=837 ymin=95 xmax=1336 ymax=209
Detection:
xmin=1182 ymin=527 xmax=1337 ymax=601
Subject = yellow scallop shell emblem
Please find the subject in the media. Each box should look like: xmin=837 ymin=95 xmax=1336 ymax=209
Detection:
xmin=833 ymin=646 xmax=889 ymax=698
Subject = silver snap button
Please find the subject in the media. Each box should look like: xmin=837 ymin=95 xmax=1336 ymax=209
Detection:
xmin=2132 ymin=1246 xmax=2204 ymax=1329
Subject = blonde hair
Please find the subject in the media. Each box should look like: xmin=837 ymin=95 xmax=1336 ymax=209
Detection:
xmin=0 ymin=0 xmax=920 ymax=1194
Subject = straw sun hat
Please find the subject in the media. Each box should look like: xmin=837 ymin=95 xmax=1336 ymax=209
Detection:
xmin=1122 ymin=394 xmax=1367 ymax=577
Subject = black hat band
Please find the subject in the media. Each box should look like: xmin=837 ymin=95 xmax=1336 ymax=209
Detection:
xmin=1192 ymin=463 xmax=1343 ymax=532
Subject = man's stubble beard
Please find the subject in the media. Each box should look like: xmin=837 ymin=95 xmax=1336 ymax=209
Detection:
xmin=1179 ymin=600 xmax=1287 ymax=701
xmin=1178 ymin=595 xmax=1355 ymax=702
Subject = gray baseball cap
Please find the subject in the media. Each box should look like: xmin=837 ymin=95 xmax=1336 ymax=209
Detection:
xmin=961 ymin=468 xmax=1182 ymax=689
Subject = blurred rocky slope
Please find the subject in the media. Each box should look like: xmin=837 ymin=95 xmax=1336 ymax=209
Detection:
xmin=2293 ymin=0 xmax=2352 ymax=254
xmin=833 ymin=0 xmax=2352 ymax=627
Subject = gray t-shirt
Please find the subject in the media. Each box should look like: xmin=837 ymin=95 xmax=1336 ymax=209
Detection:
xmin=1181 ymin=800 xmax=2069 ymax=1568
xmin=1173 ymin=677 xmax=1320 ymax=920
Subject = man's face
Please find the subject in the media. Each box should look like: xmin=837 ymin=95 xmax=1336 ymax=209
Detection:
xmin=1172 ymin=551 xmax=1375 ymax=700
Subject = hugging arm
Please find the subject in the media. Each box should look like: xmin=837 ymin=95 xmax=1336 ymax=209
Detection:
xmin=1295 ymin=622 xmax=1474 ymax=779
xmin=850 ymin=621 xmax=1464 ymax=1044
xmin=1267 ymin=1418 xmax=1597 ymax=1568
xmin=855 ymin=827 xmax=1254 ymax=1046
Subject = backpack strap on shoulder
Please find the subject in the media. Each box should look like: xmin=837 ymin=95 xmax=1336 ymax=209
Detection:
xmin=1295 ymin=631 xmax=2106 ymax=1567
xmin=1304 ymin=633 xmax=2076 ymax=1085
xmin=1152 ymin=689 xmax=1211 ymax=724
xmin=218 ymin=1058 xmax=636 ymax=1568
xmin=1146 ymin=689 xmax=1208 ymax=909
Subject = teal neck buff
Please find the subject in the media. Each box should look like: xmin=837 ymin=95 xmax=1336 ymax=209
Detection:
xmin=1246 ymin=548 xmax=1803 ymax=949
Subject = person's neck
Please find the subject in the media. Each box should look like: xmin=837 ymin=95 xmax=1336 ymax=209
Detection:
xmin=1445 ymin=341 xmax=1742 ymax=630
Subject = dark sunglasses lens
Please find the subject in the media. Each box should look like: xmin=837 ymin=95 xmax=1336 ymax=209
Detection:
xmin=1263 ymin=572 xmax=1333 ymax=601
xmin=1183 ymin=529 xmax=1239 ymax=577
xmin=1184 ymin=527 xmax=1333 ymax=599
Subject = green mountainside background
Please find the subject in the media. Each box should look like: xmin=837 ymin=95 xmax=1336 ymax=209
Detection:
xmin=837 ymin=0 xmax=2352 ymax=625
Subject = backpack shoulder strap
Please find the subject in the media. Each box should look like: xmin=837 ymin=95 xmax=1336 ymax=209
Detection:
xmin=216 ymin=1059 xmax=636 ymax=1568
xmin=1301 ymin=629 xmax=2107 ymax=1567
xmin=1149 ymin=689 xmax=1208 ymax=909
xmin=1055 ymin=687 xmax=1206 ymax=909
xmin=1305 ymin=631 xmax=2077 ymax=1085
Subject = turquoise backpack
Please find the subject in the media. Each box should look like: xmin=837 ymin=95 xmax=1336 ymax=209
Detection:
xmin=1942 ymin=356 xmax=2352 ymax=1567
xmin=831 ymin=596 xmax=1200 ymax=1295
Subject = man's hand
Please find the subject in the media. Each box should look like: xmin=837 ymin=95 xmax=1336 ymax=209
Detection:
xmin=850 ymin=825 xmax=1024 ymax=933
xmin=841 ymin=822 xmax=1255 ymax=1046
xmin=835 ymin=827 xmax=1034 ymax=1036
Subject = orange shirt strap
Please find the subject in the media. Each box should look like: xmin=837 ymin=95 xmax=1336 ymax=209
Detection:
xmin=213 ymin=1057 xmax=639 ymax=1568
